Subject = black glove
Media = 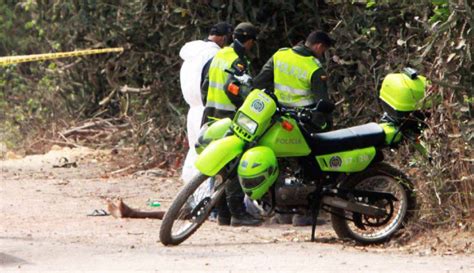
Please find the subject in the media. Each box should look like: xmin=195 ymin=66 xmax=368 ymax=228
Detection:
xmin=310 ymin=111 xmax=329 ymax=131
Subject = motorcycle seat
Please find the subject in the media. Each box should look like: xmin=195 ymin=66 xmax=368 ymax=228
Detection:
xmin=311 ymin=123 xmax=385 ymax=155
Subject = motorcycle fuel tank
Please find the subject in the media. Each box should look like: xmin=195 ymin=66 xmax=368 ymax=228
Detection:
xmin=258 ymin=117 xmax=311 ymax=157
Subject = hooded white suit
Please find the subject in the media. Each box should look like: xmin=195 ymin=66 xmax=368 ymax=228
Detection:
xmin=179 ymin=40 xmax=221 ymax=183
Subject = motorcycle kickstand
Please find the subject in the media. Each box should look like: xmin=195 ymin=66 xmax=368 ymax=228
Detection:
xmin=309 ymin=193 xmax=321 ymax=242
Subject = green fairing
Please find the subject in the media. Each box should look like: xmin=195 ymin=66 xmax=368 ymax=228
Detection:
xmin=204 ymin=118 xmax=232 ymax=139
xmin=258 ymin=117 xmax=311 ymax=157
xmin=195 ymin=135 xmax=245 ymax=176
xmin=379 ymin=123 xmax=402 ymax=145
xmin=316 ymin=147 xmax=376 ymax=172
xmin=195 ymin=118 xmax=232 ymax=154
xmin=380 ymin=73 xmax=426 ymax=112
xmin=233 ymin=89 xmax=277 ymax=141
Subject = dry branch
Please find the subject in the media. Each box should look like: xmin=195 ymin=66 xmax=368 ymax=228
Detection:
xmin=120 ymin=85 xmax=151 ymax=94
xmin=61 ymin=118 xmax=125 ymax=137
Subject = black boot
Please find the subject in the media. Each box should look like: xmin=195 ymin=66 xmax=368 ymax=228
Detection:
xmin=292 ymin=213 xmax=313 ymax=226
xmin=218 ymin=215 xmax=231 ymax=226
xmin=226 ymin=178 xmax=262 ymax=227
xmin=230 ymin=212 xmax=262 ymax=227
xmin=216 ymin=192 xmax=231 ymax=226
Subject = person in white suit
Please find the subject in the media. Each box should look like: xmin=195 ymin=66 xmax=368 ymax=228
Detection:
xmin=179 ymin=22 xmax=233 ymax=183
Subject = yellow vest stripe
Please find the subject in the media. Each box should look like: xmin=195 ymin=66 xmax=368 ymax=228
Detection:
xmin=208 ymin=82 xmax=225 ymax=90
xmin=274 ymin=83 xmax=313 ymax=96
xmin=280 ymin=98 xmax=317 ymax=107
xmin=273 ymin=48 xmax=320 ymax=107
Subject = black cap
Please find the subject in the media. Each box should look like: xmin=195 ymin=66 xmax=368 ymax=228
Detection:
xmin=209 ymin=22 xmax=233 ymax=36
xmin=234 ymin=22 xmax=259 ymax=40
xmin=306 ymin=31 xmax=335 ymax=47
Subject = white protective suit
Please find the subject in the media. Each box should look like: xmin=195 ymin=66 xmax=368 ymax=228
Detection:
xmin=179 ymin=40 xmax=221 ymax=183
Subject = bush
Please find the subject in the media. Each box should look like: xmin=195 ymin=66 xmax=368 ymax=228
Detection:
xmin=1 ymin=0 xmax=471 ymax=227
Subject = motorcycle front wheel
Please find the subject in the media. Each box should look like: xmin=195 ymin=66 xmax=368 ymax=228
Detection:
xmin=159 ymin=173 xmax=226 ymax=246
xmin=331 ymin=162 xmax=416 ymax=244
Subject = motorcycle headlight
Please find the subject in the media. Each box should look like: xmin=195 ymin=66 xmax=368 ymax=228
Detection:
xmin=236 ymin=112 xmax=258 ymax=134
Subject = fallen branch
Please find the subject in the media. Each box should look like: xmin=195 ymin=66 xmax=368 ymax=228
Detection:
xmin=40 ymin=138 xmax=82 ymax=148
xmin=98 ymin=89 xmax=117 ymax=106
xmin=61 ymin=118 xmax=121 ymax=137
xmin=110 ymin=164 xmax=136 ymax=175
xmin=120 ymin=85 xmax=151 ymax=94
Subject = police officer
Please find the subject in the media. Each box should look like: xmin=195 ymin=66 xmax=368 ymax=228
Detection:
xmin=201 ymin=22 xmax=258 ymax=124
xmin=202 ymin=22 xmax=262 ymax=227
xmin=253 ymin=31 xmax=334 ymax=226
xmin=253 ymin=31 xmax=334 ymax=130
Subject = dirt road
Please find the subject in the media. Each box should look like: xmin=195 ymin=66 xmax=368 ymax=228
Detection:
xmin=1 ymin=148 xmax=472 ymax=272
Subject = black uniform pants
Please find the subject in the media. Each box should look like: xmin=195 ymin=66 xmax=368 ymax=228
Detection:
xmin=217 ymin=177 xmax=247 ymax=218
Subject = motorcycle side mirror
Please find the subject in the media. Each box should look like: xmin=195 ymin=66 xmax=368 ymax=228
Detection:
xmin=403 ymin=67 xmax=418 ymax=79
xmin=315 ymin=99 xmax=335 ymax=114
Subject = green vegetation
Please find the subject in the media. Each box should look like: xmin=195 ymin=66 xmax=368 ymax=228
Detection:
xmin=0 ymin=0 xmax=471 ymax=228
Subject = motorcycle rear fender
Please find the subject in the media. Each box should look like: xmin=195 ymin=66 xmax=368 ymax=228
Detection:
xmin=195 ymin=135 xmax=245 ymax=176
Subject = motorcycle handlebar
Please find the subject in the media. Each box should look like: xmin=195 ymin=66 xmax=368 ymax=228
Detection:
xmin=223 ymin=68 xmax=333 ymax=122
xmin=278 ymin=101 xmax=332 ymax=124
xmin=278 ymin=106 xmax=311 ymax=122
xmin=225 ymin=69 xmax=252 ymax=86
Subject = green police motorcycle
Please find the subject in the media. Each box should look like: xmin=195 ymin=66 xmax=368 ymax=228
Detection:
xmin=159 ymin=68 xmax=428 ymax=246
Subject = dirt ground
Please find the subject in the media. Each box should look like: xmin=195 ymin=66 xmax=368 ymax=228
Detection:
xmin=1 ymin=147 xmax=473 ymax=272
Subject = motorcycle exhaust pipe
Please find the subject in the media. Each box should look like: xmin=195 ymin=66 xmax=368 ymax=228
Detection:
xmin=322 ymin=196 xmax=387 ymax=217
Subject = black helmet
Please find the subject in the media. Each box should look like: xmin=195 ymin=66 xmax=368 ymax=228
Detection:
xmin=234 ymin=22 xmax=258 ymax=42
xmin=209 ymin=22 xmax=233 ymax=36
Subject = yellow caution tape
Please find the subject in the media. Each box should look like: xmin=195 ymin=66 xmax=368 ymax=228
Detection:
xmin=0 ymin=47 xmax=123 ymax=66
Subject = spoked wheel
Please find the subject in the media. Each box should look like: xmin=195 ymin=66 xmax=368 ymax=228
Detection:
xmin=331 ymin=163 xmax=416 ymax=244
xmin=159 ymin=173 xmax=226 ymax=246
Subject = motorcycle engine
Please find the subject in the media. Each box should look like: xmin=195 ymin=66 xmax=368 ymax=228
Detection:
xmin=274 ymin=159 xmax=316 ymax=207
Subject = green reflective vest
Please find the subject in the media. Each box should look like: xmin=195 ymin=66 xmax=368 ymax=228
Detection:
xmin=273 ymin=48 xmax=321 ymax=107
xmin=206 ymin=47 xmax=238 ymax=112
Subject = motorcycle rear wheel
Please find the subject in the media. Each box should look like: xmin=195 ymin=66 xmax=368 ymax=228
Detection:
xmin=331 ymin=162 xmax=416 ymax=244
xmin=159 ymin=173 xmax=226 ymax=246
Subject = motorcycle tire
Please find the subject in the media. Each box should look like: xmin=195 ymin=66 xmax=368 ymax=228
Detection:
xmin=159 ymin=173 xmax=226 ymax=246
xmin=330 ymin=162 xmax=416 ymax=244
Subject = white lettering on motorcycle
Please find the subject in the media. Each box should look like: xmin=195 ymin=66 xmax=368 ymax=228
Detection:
xmin=358 ymin=154 xmax=370 ymax=162
xmin=328 ymin=154 xmax=370 ymax=169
